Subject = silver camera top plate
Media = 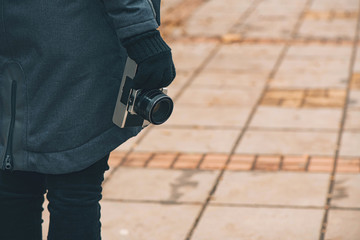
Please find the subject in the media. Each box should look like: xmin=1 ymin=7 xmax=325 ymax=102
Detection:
xmin=112 ymin=57 xmax=138 ymax=128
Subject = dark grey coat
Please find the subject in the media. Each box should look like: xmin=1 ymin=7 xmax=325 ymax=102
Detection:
xmin=0 ymin=0 xmax=160 ymax=174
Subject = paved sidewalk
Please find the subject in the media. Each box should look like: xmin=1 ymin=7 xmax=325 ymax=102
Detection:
xmin=47 ymin=0 xmax=360 ymax=239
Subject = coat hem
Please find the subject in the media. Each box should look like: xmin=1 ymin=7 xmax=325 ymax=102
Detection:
xmin=21 ymin=125 xmax=142 ymax=174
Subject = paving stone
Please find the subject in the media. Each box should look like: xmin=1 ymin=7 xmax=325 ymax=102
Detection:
xmin=298 ymin=19 xmax=357 ymax=40
xmin=304 ymin=95 xmax=346 ymax=109
xmin=260 ymin=88 xmax=347 ymax=108
xmin=304 ymin=96 xmax=345 ymax=108
xmin=167 ymin=86 xmax=183 ymax=100
xmin=271 ymin=57 xmax=350 ymax=89
xmin=109 ymin=151 xmax=126 ymax=167
xmin=222 ymin=44 xmax=284 ymax=58
xmin=101 ymin=201 xmax=200 ymax=240
xmin=268 ymin=88 xmax=305 ymax=98
xmin=134 ymin=127 xmax=240 ymax=153
xmin=161 ymin=0 xmax=207 ymax=39
xmin=204 ymin=44 xmax=282 ymax=73
xmin=345 ymin=110 xmax=360 ymax=130
xmin=277 ymin=58 xmax=350 ymax=74
xmin=250 ymin=107 xmax=342 ymax=130
xmin=325 ymin=209 xmax=360 ymax=240
xmin=185 ymin=0 xmax=252 ymax=37
xmin=103 ymin=168 xmax=218 ymax=202
xmin=121 ymin=152 xmax=152 ymax=168
xmin=261 ymin=97 xmax=283 ymax=106
xmin=199 ymin=154 xmax=228 ymax=170
xmin=282 ymin=156 xmax=308 ymax=171
xmin=339 ymin=132 xmax=360 ymax=157
xmin=260 ymin=0 xmax=307 ymax=11
xmin=192 ymin=206 xmax=323 ymax=240
xmin=171 ymin=42 xmax=216 ymax=72
xmin=263 ymin=88 xmax=304 ymax=101
xmin=286 ymin=45 xmax=352 ymax=60
xmin=236 ymin=130 xmax=338 ymax=156
xmin=311 ymin=0 xmax=358 ymax=12
xmin=212 ymin=172 xmax=329 ymax=206
xmin=336 ymin=158 xmax=360 ymax=173
xmin=227 ymin=155 xmax=254 ymax=171
xmin=348 ymin=90 xmax=360 ymax=109
xmin=303 ymin=11 xmax=358 ymax=21
xmin=350 ymin=73 xmax=360 ymax=89
xmin=208 ymin=58 xmax=276 ymax=73
xmin=221 ymin=33 xmax=243 ymax=44
xmin=234 ymin=14 xmax=298 ymax=40
xmin=161 ymin=0 xmax=184 ymax=13
xmin=168 ymin=71 xmax=191 ymax=91
xmin=217 ymin=43 xmax=282 ymax=58
xmin=328 ymin=89 xmax=347 ymax=98
xmin=173 ymin=154 xmax=204 ymax=169
xmin=255 ymin=155 xmax=281 ymax=171
xmin=270 ymin=72 xmax=348 ymax=89
xmin=354 ymin=53 xmax=360 ymax=72
xmin=106 ymin=151 xmax=127 ymax=179
xmin=187 ymin=17 xmax=237 ymax=37
xmin=331 ymin=174 xmax=360 ymax=208
xmin=236 ymin=20 xmax=296 ymax=40
xmin=233 ymin=0 xmax=306 ymax=39
xmin=191 ymin=71 xmax=268 ymax=89
xmin=166 ymin=105 xmax=251 ymax=128
xmin=308 ymin=157 xmax=334 ymax=172
xmin=147 ymin=153 xmax=178 ymax=168
xmin=176 ymin=88 xmax=261 ymax=107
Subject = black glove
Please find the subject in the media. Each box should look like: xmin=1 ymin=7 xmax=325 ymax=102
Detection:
xmin=122 ymin=30 xmax=176 ymax=90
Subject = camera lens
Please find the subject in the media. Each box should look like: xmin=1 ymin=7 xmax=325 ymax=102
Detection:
xmin=134 ymin=89 xmax=174 ymax=125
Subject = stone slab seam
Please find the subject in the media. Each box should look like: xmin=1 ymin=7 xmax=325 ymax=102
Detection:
xmin=319 ymin=0 xmax=360 ymax=239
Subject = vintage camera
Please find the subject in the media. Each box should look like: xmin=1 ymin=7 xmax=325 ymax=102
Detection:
xmin=113 ymin=57 xmax=174 ymax=128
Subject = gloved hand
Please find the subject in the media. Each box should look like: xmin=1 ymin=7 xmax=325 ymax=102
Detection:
xmin=122 ymin=30 xmax=176 ymax=90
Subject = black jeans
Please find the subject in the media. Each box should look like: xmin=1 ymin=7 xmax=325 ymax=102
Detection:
xmin=0 ymin=155 xmax=109 ymax=240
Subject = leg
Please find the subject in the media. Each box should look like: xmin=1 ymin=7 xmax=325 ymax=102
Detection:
xmin=46 ymin=155 xmax=109 ymax=240
xmin=0 ymin=170 xmax=46 ymax=240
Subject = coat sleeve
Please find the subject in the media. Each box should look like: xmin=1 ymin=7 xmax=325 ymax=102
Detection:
xmin=102 ymin=0 xmax=161 ymax=41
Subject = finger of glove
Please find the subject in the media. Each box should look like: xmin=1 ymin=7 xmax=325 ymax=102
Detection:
xmin=141 ymin=69 xmax=164 ymax=89
xmin=158 ymin=69 xmax=172 ymax=88
xmin=132 ymin=65 xmax=151 ymax=89
xmin=171 ymin=62 xmax=176 ymax=80
xmin=159 ymin=62 xmax=176 ymax=88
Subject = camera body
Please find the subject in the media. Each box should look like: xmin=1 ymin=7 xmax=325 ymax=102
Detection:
xmin=113 ymin=57 xmax=173 ymax=128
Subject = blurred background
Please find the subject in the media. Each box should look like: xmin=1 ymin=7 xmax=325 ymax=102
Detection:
xmin=49 ymin=0 xmax=360 ymax=239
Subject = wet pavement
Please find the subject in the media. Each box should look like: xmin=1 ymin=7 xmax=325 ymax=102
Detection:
xmin=47 ymin=0 xmax=360 ymax=239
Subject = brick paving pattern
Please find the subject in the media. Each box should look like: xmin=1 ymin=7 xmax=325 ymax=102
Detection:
xmin=260 ymin=88 xmax=347 ymax=108
xmin=109 ymin=152 xmax=360 ymax=173
xmin=43 ymin=0 xmax=360 ymax=239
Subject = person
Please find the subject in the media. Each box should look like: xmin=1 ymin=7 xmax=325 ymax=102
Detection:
xmin=0 ymin=0 xmax=175 ymax=239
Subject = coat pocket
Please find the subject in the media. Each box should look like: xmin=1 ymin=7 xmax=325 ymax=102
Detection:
xmin=0 ymin=61 xmax=26 ymax=171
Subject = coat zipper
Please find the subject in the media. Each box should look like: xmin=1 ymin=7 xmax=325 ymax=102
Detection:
xmin=2 ymin=80 xmax=17 ymax=171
